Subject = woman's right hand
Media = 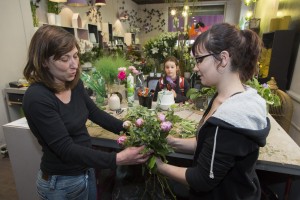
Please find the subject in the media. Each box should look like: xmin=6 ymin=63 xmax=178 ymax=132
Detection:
xmin=116 ymin=145 xmax=151 ymax=165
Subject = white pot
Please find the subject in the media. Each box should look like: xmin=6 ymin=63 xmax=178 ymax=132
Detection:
xmin=157 ymin=90 xmax=175 ymax=110
xmin=108 ymin=94 xmax=120 ymax=111
xmin=47 ymin=13 xmax=56 ymax=25
xmin=55 ymin=15 xmax=61 ymax=26
xmin=150 ymin=72 xmax=154 ymax=77
xmin=156 ymin=73 xmax=162 ymax=77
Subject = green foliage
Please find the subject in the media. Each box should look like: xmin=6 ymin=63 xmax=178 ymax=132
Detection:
xmin=80 ymin=46 xmax=103 ymax=65
xmin=94 ymin=55 xmax=130 ymax=84
xmin=81 ymin=70 xmax=106 ymax=108
xmin=47 ymin=0 xmax=61 ymax=14
xmin=143 ymin=32 xmax=178 ymax=64
xmin=246 ymin=78 xmax=281 ymax=106
xmin=30 ymin=1 xmax=39 ymax=27
xmin=186 ymin=87 xmax=217 ymax=100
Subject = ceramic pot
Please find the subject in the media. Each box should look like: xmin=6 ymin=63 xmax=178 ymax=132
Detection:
xmin=108 ymin=93 xmax=120 ymax=111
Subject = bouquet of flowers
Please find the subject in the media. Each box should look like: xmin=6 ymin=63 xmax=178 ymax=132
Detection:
xmin=117 ymin=106 xmax=197 ymax=199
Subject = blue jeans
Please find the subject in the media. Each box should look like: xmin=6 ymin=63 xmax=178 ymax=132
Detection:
xmin=36 ymin=169 xmax=97 ymax=200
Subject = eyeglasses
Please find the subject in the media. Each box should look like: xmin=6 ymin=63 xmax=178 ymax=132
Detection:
xmin=195 ymin=54 xmax=215 ymax=64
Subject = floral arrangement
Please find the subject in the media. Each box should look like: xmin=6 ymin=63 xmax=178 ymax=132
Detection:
xmin=117 ymin=106 xmax=197 ymax=198
xmin=143 ymin=32 xmax=177 ymax=64
xmin=117 ymin=106 xmax=176 ymax=198
xmin=94 ymin=56 xmax=130 ymax=84
xmin=246 ymin=77 xmax=281 ymax=107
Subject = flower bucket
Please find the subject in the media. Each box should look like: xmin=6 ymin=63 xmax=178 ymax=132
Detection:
xmin=138 ymin=96 xmax=153 ymax=109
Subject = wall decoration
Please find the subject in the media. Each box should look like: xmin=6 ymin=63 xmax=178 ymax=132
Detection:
xmin=86 ymin=6 xmax=102 ymax=23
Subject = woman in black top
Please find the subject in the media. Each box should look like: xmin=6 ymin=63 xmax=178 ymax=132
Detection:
xmin=22 ymin=25 xmax=150 ymax=199
xmin=155 ymin=23 xmax=270 ymax=200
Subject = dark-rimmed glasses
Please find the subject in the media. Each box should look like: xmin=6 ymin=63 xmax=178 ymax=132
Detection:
xmin=195 ymin=54 xmax=215 ymax=64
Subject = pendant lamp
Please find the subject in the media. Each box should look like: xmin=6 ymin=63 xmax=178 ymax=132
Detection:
xmin=49 ymin=0 xmax=67 ymax=2
xmin=95 ymin=0 xmax=106 ymax=6
xmin=67 ymin=0 xmax=88 ymax=6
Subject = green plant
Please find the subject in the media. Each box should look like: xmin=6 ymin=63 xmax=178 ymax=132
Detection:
xmin=94 ymin=55 xmax=130 ymax=85
xmin=186 ymin=87 xmax=217 ymax=100
xmin=30 ymin=0 xmax=39 ymax=27
xmin=246 ymin=77 xmax=281 ymax=106
xmin=143 ymin=32 xmax=177 ymax=64
xmin=47 ymin=0 xmax=61 ymax=14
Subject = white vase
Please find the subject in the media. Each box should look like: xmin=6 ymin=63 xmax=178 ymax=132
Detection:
xmin=47 ymin=13 xmax=56 ymax=25
xmin=108 ymin=94 xmax=120 ymax=111
xmin=55 ymin=15 xmax=61 ymax=26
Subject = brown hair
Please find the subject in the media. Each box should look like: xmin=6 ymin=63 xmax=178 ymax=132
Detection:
xmin=23 ymin=25 xmax=81 ymax=93
xmin=191 ymin=23 xmax=262 ymax=82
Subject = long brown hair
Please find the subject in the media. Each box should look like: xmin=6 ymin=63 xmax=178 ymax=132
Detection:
xmin=23 ymin=25 xmax=81 ymax=93
xmin=192 ymin=23 xmax=262 ymax=82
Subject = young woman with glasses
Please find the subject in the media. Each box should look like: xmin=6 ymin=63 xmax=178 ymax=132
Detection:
xmin=155 ymin=23 xmax=270 ymax=200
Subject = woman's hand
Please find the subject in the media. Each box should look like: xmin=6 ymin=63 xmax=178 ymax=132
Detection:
xmin=155 ymin=156 xmax=164 ymax=171
xmin=116 ymin=145 xmax=151 ymax=165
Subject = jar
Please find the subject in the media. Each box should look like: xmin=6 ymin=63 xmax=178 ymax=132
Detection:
xmin=108 ymin=93 xmax=120 ymax=111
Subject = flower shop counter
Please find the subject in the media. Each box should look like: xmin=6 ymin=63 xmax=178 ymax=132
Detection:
xmin=88 ymin=105 xmax=300 ymax=176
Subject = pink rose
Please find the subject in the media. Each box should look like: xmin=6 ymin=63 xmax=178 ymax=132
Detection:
xmin=117 ymin=136 xmax=127 ymax=145
xmin=132 ymin=69 xmax=140 ymax=75
xmin=160 ymin=121 xmax=172 ymax=132
xmin=118 ymin=71 xmax=126 ymax=81
xmin=136 ymin=118 xmax=144 ymax=127
xmin=128 ymin=66 xmax=136 ymax=71
xmin=158 ymin=113 xmax=166 ymax=122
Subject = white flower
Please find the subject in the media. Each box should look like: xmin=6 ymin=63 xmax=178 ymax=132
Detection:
xmin=164 ymin=41 xmax=168 ymax=47
xmin=151 ymin=47 xmax=159 ymax=54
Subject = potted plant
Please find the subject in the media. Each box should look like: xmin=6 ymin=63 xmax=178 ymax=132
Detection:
xmin=47 ymin=0 xmax=62 ymax=25
xmin=30 ymin=0 xmax=40 ymax=28
xmin=186 ymin=87 xmax=217 ymax=109
xmin=94 ymin=55 xmax=131 ymax=100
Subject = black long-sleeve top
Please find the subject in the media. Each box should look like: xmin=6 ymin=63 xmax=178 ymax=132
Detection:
xmin=22 ymin=80 xmax=123 ymax=176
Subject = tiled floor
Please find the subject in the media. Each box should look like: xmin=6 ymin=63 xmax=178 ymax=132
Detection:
xmin=0 ymin=155 xmax=18 ymax=200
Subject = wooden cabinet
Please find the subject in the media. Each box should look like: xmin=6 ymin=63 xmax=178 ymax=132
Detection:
xmin=259 ymin=30 xmax=296 ymax=90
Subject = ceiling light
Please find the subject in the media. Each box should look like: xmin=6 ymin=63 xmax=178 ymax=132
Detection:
xmin=95 ymin=0 xmax=106 ymax=6
xmin=67 ymin=0 xmax=88 ymax=7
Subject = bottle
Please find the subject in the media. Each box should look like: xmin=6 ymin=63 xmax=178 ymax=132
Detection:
xmin=127 ymin=73 xmax=135 ymax=107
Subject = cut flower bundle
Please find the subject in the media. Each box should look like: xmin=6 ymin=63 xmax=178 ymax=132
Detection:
xmin=117 ymin=106 xmax=198 ymax=199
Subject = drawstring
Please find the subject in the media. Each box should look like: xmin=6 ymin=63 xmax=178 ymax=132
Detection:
xmin=209 ymin=126 xmax=219 ymax=179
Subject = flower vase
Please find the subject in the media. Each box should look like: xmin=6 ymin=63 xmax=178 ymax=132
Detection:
xmin=107 ymin=83 xmax=126 ymax=103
